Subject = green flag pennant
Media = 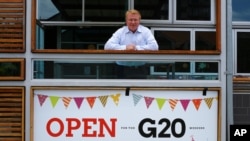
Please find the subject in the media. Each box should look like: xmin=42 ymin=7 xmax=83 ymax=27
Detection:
xmin=156 ymin=98 xmax=166 ymax=110
xmin=49 ymin=96 xmax=60 ymax=108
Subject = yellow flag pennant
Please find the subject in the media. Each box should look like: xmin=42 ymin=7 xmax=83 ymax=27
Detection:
xmin=110 ymin=93 xmax=121 ymax=106
xmin=204 ymin=97 xmax=214 ymax=109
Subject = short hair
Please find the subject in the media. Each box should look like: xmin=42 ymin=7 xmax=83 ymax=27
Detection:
xmin=125 ymin=9 xmax=141 ymax=20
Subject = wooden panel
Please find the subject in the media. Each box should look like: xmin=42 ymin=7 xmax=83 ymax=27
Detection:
xmin=0 ymin=1 xmax=25 ymax=52
xmin=0 ymin=87 xmax=24 ymax=141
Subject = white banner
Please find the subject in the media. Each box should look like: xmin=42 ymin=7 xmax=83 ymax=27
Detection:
xmin=32 ymin=88 xmax=218 ymax=141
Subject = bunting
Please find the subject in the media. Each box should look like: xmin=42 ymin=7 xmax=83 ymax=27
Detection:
xmin=144 ymin=96 xmax=154 ymax=109
xmin=35 ymin=93 xmax=217 ymax=111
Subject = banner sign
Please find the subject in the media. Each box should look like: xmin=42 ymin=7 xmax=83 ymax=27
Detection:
xmin=31 ymin=88 xmax=219 ymax=141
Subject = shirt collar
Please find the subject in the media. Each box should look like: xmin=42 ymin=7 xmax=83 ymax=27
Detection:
xmin=125 ymin=25 xmax=142 ymax=33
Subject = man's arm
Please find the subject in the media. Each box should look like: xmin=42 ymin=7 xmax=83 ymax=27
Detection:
xmin=104 ymin=28 xmax=126 ymax=50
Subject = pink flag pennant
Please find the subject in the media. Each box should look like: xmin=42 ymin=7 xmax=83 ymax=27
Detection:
xmin=37 ymin=94 xmax=48 ymax=106
xmin=74 ymin=97 xmax=84 ymax=109
xmin=180 ymin=99 xmax=190 ymax=111
xmin=144 ymin=96 xmax=154 ymax=109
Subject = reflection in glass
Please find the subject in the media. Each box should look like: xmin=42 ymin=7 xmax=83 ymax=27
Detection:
xmin=232 ymin=0 xmax=250 ymax=21
xmin=85 ymin=0 xmax=127 ymax=21
xmin=36 ymin=26 xmax=117 ymax=49
xmin=176 ymin=0 xmax=211 ymax=21
xmin=154 ymin=30 xmax=190 ymax=50
xmin=134 ymin=0 xmax=169 ymax=20
xmin=195 ymin=31 xmax=216 ymax=50
xmin=33 ymin=60 xmax=218 ymax=80
xmin=236 ymin=32 xmax=250 ymax=73
xmin=37 ymin=0 xmax=128 ymax=21
xmin=0 ymin=62 xmax=21 ymax=76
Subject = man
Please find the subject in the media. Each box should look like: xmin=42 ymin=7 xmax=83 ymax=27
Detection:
xmin=104 ymin=9 xmax=159 ymax=78
xmin=104 ymin=9 xmax=159 ymax=50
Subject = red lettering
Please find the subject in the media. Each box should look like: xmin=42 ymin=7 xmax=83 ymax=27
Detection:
xmin=98 ymin=118 xmax=117 ymax=137
xmin=46 ymin=118 xmax=64 ymax=137
xmin=82 ymin=118 xmax=97 ymax=137
xmin=66 ymin=118 xmax=81 ymax=137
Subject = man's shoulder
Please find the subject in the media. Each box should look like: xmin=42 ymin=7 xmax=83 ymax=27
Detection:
xmin=138 ymin=25 xmax=151 ymax=32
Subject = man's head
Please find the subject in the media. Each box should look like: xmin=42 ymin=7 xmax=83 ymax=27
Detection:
xmin=125 ymin=9 xmax=141 ymax=32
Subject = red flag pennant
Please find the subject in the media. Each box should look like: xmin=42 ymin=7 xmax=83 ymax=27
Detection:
xmin=144 ymin=96 xmax=154 ymax=109
xmin=192 ymin=99 xmax=202 ymax=110
xmin=37 ymin=94 xmax=48 ymax=106
xmin=86 ymin=97 xmax=96 ymax=108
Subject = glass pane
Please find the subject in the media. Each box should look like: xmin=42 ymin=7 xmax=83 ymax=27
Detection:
xmin=36 ymin=26 xmax=118 ymax=50
xmin=195 ymin=62 xmax=218 ymax=73
xmin=176 ymin=0 xmax=211 ymax=21
xmin=134 ymin=0 xmax=169 ymax=20
xmin=154 ymin=30 xmax=190 ymax=50
xmin=0 ymin=62 xmax=21 ymax=77
xmin=33 ymin=60 xmax=218 ymax=80
xmin=237 ymin=32 xmax=250 ymax=73
xmin=85 ymin=0 xmax=128 ymax=21
xmin=232 ymin=0 xmax=250 ymax=21
xmin=37 ymin=0 xmax=128 ymax=21
xmin=195 ymin=31 xmax=216 ymax=50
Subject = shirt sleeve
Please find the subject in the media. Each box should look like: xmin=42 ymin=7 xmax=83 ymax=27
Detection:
xmin=135 ymin=27 xmax=159 ymax=51
xmin=104 ymin=28 xmax=126 ymax=50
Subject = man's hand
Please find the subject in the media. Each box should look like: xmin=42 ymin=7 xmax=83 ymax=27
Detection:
xmin=126 ymin=44 xmax=136 ymax=50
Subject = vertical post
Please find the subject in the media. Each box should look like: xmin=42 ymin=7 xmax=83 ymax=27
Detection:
xmin=226 ymin=0 xmax=234 ymax=141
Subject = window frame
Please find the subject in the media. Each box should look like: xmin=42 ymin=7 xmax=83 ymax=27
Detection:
xmin=0 ymin=58 xmax=25 ymax=81
xmin=31 ymin=0 xmax=221 ymax=54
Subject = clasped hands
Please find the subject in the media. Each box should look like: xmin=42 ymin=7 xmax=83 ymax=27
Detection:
xmin=126 ymin=44 xmax=137 ymax=50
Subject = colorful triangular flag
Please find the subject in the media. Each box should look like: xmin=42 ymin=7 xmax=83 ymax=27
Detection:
xmin=156 ymin=98 xmax=166 ymax=110
xmin=180 ymin=99 xmax=190 ymax=111
xmin=99 ymin=96 xmax=109 ymax=107
xmin=62 ymin=97 xmax=72 ymax=109
xmin=144 ymin=96 xmax=154 ymax=109
xmin=74 ymin=97 xmax=84 ymax=109
xmin=37 ymin=94 xmax=48 ymax=106
xmin=192 ymin=99 xmax=202 ymax=110
xmin=169 ymin=99 xmax=178 ymax=111
xmin=86 ymin=97 xmax=96 ymax=108
xmin=132 ymin=94 xmax=143 ymax=106
xmin=110 ymin=93 xmax=121 ymax=106
xmin=204 ymin=97 xmax=214 ymax=109
xmin=49 ymin=96 xmax=60 ymax=108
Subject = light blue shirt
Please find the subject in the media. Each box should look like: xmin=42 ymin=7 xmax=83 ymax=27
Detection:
xmin=104 ymin=25 xmax=159 ymax=50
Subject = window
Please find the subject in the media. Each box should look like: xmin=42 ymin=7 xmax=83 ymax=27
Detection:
xmin=33 ymin=60 xmax=219 ymax=80
xmin=152 ymin=28 xmax=216 ymax=50
xmin=33 ymin=0 xmax=216 ymax=51
xmin=232 ymin=0 xmax=250 ymax=22
xmin=234 ymin=30 xmax=250 ymax=74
